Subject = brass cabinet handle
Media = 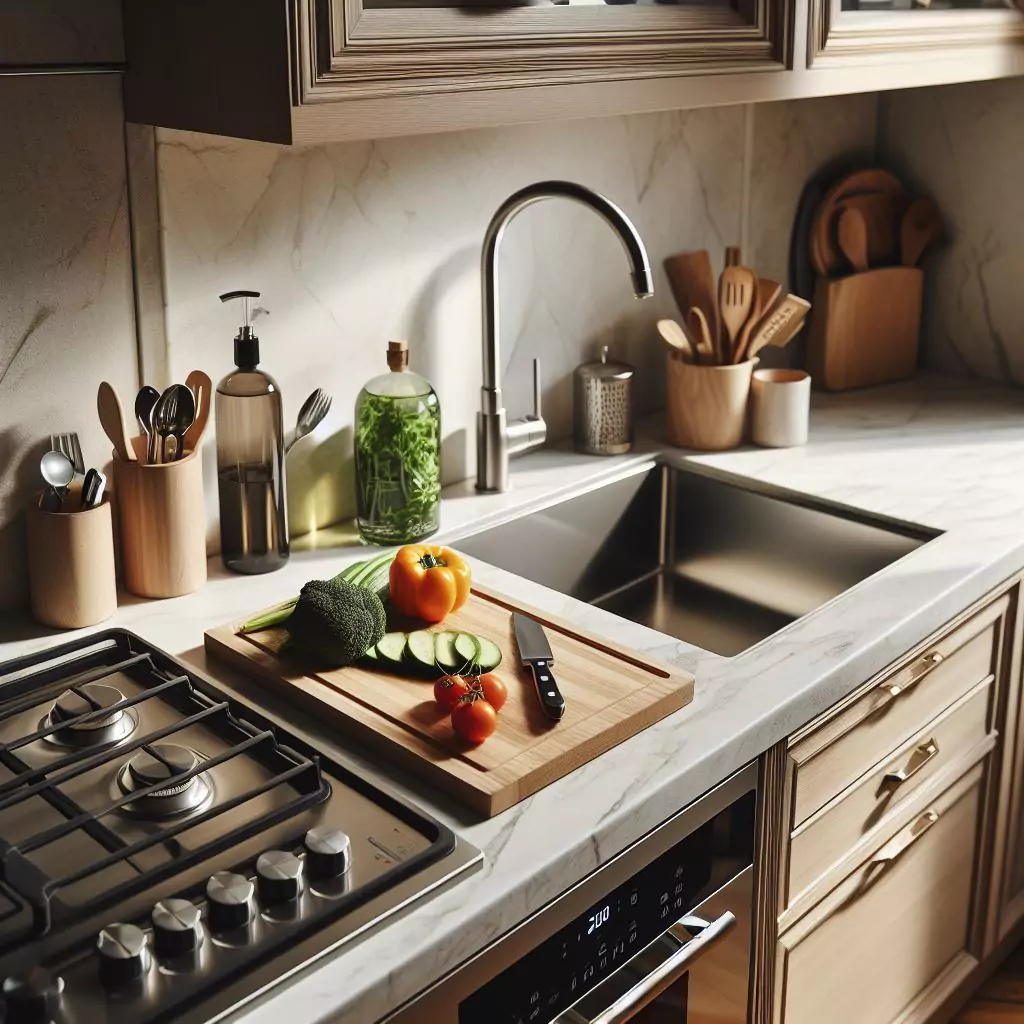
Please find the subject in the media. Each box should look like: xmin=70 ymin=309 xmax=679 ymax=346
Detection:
xmin=881 ymin=738 xmax=940 ymax=793
xmin=876 ymin=651 xmax=944 ymax=707
xmin=855 ymin=809 xmax=940 ymax=899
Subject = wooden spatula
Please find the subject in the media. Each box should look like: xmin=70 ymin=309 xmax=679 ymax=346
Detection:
xmin=745 ymin=295 xmax=812 ymax=360
xmin=183 ymin=369 xmax=213 ymax=452
xmin=900 ymin=197 xmax=944 ymax=268
xmin=734 ymin=277 xmax=781 ymax=364
xmin=838 ymin=207 xmax=870 ymax=274
xmin=719 ymin=265 xmax=757 ymax=363
xmin=97 ymin=381 xmax=136 ymax=462
xmin=664 ymin=251 xmax=719 ymax=358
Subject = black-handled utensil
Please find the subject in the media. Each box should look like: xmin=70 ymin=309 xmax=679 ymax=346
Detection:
xmin=513 ymin=612 xmax=565 ymax=721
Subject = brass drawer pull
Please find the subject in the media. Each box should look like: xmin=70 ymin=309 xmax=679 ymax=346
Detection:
xmin=881 ymin=738 xmax=940 ymax=794
xmin=876 ymin=651 xmax=944 ymax=707
xmin=855 ymin=810 xmax=940 ymax=899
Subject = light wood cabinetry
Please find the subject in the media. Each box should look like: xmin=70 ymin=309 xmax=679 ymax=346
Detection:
xmin=121 ymin=0 xmax=1024 ymax=144
xmin=761 ymin=581 xmax=1023 ymax=1024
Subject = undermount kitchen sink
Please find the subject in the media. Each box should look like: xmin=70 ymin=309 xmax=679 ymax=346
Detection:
xmin=457 ymin=462 xmax=939 ymax=658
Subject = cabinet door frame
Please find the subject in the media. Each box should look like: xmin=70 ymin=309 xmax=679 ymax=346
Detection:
xmin=807 ymin=0 xmax=1024 ymax=67
xmin=295 ymin=0 xmax=790 ymax=102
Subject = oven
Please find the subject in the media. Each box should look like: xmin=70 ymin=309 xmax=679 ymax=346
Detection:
xmin=389 ymin=762 xmax=757 ymax=1024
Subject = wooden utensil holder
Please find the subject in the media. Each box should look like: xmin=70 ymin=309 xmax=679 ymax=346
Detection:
xmin=112 ymin=436 xmax=207 ymax=598
xmin=27 ymin=492 xmax=117 ymax=629
xmin=808 ymin=267 xmax=923 ymax=391
xmin=665 ymin=354 xmax=758 ymax=451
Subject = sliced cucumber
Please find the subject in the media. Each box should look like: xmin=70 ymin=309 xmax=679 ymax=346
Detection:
xmin=361 ymin=645 xmax=379 ymax=661
xmin=375 ymin=632 xmax=408 ymax=667
xmin=474 ymin=636 xmax=502 ymax=672
xmin=454 ymin=633 xmax=481 ymax=670
xmin=434 ymin=631 xmax=461 ymax=673
xmin=405 ymin=631 xmax=437 ymax=672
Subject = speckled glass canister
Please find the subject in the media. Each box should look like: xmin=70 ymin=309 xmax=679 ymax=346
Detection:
xmin=573 ymin=346 xmax=634 ymax=456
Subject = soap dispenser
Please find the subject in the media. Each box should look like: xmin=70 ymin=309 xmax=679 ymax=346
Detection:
xmin=215 ymin=289 xmax=289 ymax=574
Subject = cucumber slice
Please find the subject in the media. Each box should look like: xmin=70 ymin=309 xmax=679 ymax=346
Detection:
xmin=405 ymin=631 xmax=437 ymax=672
xmin=454 ymin=633 xmax=481 ymax=670
xmin=434 ymin=631 xmax=461 ymax=673
xmin=375 ymin=632 xmax=408 ymax=666
xmin=361 ymin=645 xmax=379 ymax=661
xmin=474 ymin=636 xmax=502 ymax=672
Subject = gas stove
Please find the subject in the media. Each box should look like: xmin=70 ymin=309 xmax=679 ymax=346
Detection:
xmin=0 ymin=630 xmax=482 ymax=1024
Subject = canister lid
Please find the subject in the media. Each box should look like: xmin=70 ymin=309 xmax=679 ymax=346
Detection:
xmin=575 ymin=346 xmax=634 ymax=382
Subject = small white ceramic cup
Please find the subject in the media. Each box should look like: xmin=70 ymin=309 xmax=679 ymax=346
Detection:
xmin=751 ymin=369 xmax=811 ymax=447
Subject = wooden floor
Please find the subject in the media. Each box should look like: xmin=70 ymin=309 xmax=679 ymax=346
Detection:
xmin=954 ymin=943 xmax=1024 ymax=1022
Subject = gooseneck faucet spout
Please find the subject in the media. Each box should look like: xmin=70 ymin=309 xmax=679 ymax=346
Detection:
xmin=476 ymin=180 xmax=654 ymax=493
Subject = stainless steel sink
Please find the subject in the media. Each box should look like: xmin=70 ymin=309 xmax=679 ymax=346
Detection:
xmin=456 ymin=462 xmax=938 ymax=657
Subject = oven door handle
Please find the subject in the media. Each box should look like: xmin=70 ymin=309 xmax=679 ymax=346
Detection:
xmin=562 ymin=909 xmax=737 ymax=1024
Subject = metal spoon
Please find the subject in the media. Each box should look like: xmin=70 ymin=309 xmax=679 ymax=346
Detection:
xmin=285 ymin=388 xmax=333 ymax=455
xmin=40 ymin=450 xmax=75 ymax=512
xmin=135 ymin=385 xmax=160 ymax=464
xmin=153 ymin=384 xmax=196 ymax=463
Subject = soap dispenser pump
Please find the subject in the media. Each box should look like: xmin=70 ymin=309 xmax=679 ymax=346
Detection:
xmin=215 ymin=289 xmax=289 ymax=575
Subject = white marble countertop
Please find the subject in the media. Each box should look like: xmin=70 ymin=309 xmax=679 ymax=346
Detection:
xmin=5 ymin=372 xmax=1024 ymax=1023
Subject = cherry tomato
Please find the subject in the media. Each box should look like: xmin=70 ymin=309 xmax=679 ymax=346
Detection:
xmin=473 ymin=673 xmax=507 ymax=712
xmin=433 ymin=674 xmax=471 ymax=711
xmin=451 ymin=692 xmax=498 ymax=745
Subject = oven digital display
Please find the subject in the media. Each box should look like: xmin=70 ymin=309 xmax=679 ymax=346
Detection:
xmin=459 ymin=818 xmax=718 ymax=1024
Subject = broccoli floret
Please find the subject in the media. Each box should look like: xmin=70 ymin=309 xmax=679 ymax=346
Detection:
xmin=286 ymin=578 xmax=386 ymax=666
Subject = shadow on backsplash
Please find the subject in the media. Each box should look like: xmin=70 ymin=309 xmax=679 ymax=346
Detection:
xmin=287 ymin=425 xmax=355 ymax=537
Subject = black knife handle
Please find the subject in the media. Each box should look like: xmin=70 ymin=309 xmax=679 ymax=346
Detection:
xmin=529 ymin=660 xmax=565 ymax=721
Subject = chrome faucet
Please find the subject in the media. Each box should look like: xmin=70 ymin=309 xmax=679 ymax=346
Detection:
xmin=476 ymin=180 xmax=654 ymax=493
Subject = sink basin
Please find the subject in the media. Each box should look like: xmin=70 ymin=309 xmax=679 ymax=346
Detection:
xmin=456 ymin=462 xmax=938 ymax=657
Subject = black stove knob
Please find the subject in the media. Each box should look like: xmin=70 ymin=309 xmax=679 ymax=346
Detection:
xmin=256 ymin=850 xmax=304 ymax=905
xmin=304 ymin=827 xmax=352 ymax=880
xmin=152 ymin=898 xmax=203 ymax=957
xmin=206 ymin=872 xmax=254 ymax=932
xmin=2 ymin=969 xmax=63 ymax=1023
xmin=97 ymin=923 xmax=149 ymax=989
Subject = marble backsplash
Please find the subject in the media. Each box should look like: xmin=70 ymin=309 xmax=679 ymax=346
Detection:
xmin=879 ymin=78 xmax=1024 ymax=384
xmin=153 ymin=92 xmax=879 ymax=541
xmin=0 ymin=74 xmax=137 ymax=612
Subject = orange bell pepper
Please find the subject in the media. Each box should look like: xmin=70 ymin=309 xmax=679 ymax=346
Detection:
xmin=389 ymin=545 xmax=471 ymax=623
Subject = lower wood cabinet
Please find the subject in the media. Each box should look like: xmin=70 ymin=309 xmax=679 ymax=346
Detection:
xmin=775 ymin=759 xmax=988 ymax=1024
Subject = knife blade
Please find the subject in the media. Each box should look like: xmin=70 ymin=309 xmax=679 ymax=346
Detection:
xmin=513 ymin=612 xmax=565 ymax=722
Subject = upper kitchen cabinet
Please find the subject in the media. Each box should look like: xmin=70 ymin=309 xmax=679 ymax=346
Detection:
xmin=0 ymin=0 xmax=124 ymax=69
xmin=122 ymin=0 xmax=789 ymax=144
xmin=807 ymin=0 xmax=1024 ymax=69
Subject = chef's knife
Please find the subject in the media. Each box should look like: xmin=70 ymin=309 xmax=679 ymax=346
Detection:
xmin=513 ymin=612 xmax=565 ymax=721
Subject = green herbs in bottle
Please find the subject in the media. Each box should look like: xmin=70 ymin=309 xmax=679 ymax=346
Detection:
xmin=355 ymin=340 xmax=441 ymax=545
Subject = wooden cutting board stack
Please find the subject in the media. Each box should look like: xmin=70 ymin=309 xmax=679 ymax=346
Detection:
xmin=206 ymin=583 xmax=695 ymax=817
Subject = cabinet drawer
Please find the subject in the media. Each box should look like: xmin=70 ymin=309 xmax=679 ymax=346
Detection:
xmin=777 ymin=761 xmax=985 ymax=1024
xmin=791 ymin=594 xmax=1007 ymax=827
xmin=787 ymin=679 xmax=992 ymax=907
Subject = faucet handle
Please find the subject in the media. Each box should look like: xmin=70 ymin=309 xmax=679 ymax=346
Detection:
xmin=531 ymin=358 xmax=542 ymax=421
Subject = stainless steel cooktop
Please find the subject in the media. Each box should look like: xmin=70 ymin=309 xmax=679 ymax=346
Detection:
xmin=0 ymin=630 xmax=482 ymax=1024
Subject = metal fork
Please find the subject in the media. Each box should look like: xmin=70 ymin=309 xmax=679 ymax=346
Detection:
xmin=285 ymin=388 xmax=333 ymax=455
xmin=52 ymin=432 xmax=85 ymax=476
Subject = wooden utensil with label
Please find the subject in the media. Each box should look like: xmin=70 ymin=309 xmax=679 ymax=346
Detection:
xmin=745 ymin=295 xmax=812 ymax=361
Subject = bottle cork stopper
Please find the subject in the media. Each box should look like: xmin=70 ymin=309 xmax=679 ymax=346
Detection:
xmin=387 ymin=340 xmax=409 ymax=372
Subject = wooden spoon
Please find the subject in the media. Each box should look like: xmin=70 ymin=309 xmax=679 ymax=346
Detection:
xmin=900 ymin=197 xmax=944 ymax=268
xmin=745 ymin=295 xmax=812 ymax=360
xmin=718 ymin=265 xmax=757 ymax=363
xmin=688 ymin=307 xmax=716 ymax=365
xmin=663 ymin=251 xmax=719 ymax=358
xmin=838 ymin=207 xmax=870 ymax=274
xmin=656 ymin=319 xmax=695 ymax=363
xmin=97 ymin=381 xmax=136 ymax=462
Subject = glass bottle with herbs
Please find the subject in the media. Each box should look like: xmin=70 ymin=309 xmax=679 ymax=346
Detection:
xmin=354 ymin=341 xmax=441 ymax=545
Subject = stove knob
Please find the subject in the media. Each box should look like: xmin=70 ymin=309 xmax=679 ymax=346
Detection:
xmin=97 ymin=922 xmax=149 ymax=989
xmin=206 ymin=872 xmax=255 ymax=932
xmin=256 ymin=850 xmax=304 ymax=905
xmin=304 ymin=827 xmax=352 ymax=880
xmin=152 ymin=898 xmax=203 ymax=957
xmin=2 ymin=969 xmax=63 ymax=1023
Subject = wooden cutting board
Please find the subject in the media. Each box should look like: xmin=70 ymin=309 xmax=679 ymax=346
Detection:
xmin=205 ymin=583 xmax=694 ymax=817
